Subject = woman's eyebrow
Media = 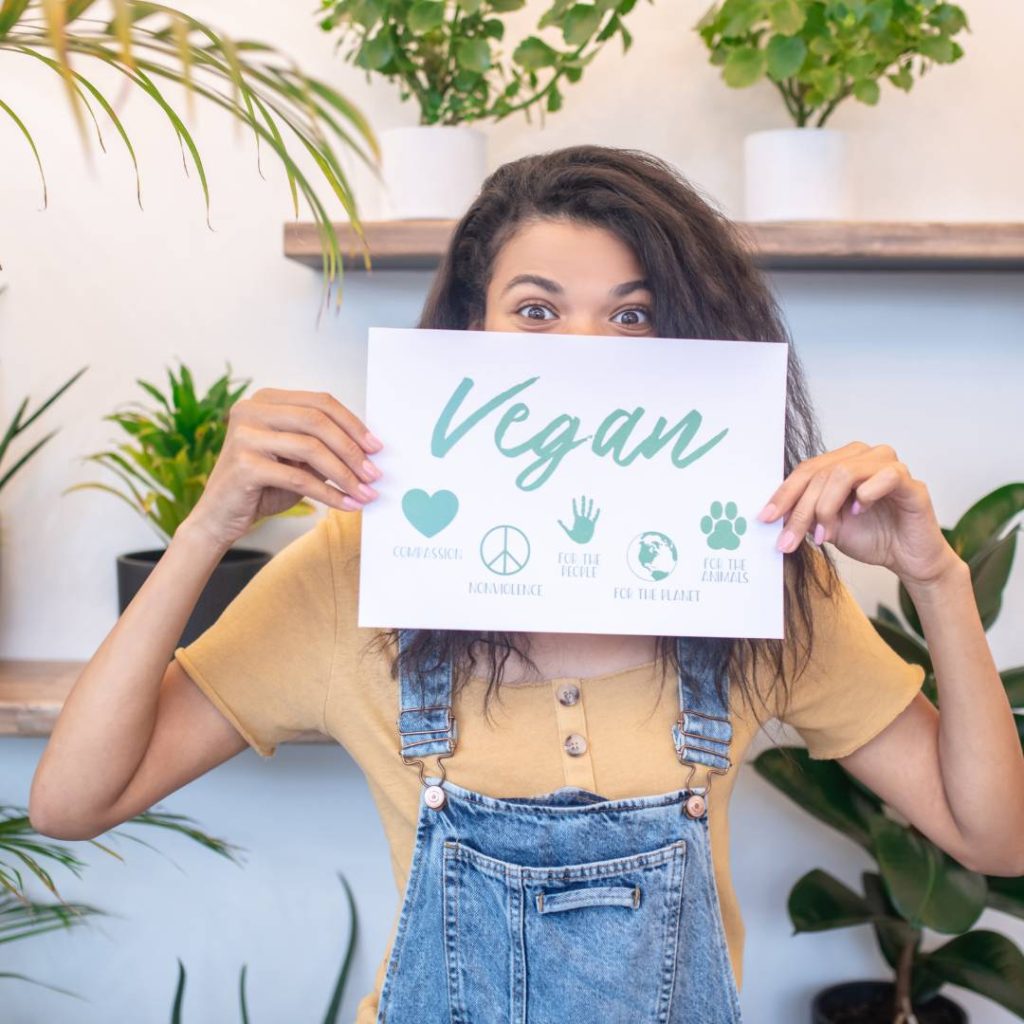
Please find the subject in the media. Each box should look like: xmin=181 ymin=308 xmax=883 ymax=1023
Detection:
xmin=499 ymin=272 xmax=651 ymax=296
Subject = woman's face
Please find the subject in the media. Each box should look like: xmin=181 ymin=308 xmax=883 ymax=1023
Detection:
xmin=482 ymin=218 xmax=655 ymax=337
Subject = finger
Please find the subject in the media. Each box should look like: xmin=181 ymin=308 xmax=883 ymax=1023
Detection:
xmin=256 ymin=455 xmax=363 ymax=512
xmin=810 ymin=458 xmax=879 ymax=543
xmin=247 ymin=388 xmax=382 ymax=454
xmin=243 ymin=401 xmax=382 ymax=486
xmin=757 ymin=441 xmax=872 ymax=522
xmin=558 ymin=519 xmax=571 ymax=535
xmin=247 ymin=426 xmax=379 ymax=502
xmin=572 ymin=497 xmax=578 ymax=518
xmin=592 ymin=508 xmax=601 ymax=526
xmin=777 ymin=469 xmax=829 ymax=552
xmin=851 ymin=462 xmax=912 ymax=515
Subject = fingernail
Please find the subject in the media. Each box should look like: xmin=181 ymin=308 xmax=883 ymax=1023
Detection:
xmin=777 ymin=530 xmax=796 ymax=552
xmin=851 ymin=499 xmax=862 ymax=515
xmin=340 ymin=495 xmax=362 ymax=511
xmin=358 ymin=483 xmax=379 ymax=501
xmin=757 ymin=502 xmax=777 ymax=522
xmin=362 ymin=459 xmax=381 ymax=481
xmin=364 ymin=432 xmax=383 ymax=452
xmin=813 ymin=523 xmax=825 ymax=545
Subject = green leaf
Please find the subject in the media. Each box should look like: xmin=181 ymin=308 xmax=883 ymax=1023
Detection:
xmin=969 ymin=526 xmax=1019 ymax=630
xmin=407 ymin=1 xmax=446 ymax=33
xmin=869 ymin=616 xmax=933 ymax=674
xmin=563 ymin=3 xmax=603 ymax=45
xmin=788 ymin=868 xmax=876 ymax=933
xmin=0 ymin=0 xmax=31 ymax=37
xmin=0 ymin=97 xmax=47 ymax=208
xmin=870 ymin=817 xmax=987 ymax=934
xmin=513 ymin=35 xmax=559 ymax=70
xmin=456 ymin=0 xmax=483 ymax=12
xmin=546 ymin=83 xmax=563 ymax=112
xmin=987 ymin=874 xmax=1024 ymax=921
xmin=454 ymin=37 xmax=491 ymax=72
xmin=888 ymin=65 xmax=914 ymax=91
xmin=808 ymin=63 xmax=840 ymax=99
xmin=356 ymin=30 xmax=395 ymax=69
xmin=920 ymin=931 xmax=1024 ymax=1018
xmin=723 ymin=45 xmax=765 ymax=87
xmin=488 ymin=0 xmax=526 ymax=10
xmin=753 ymin=747 xmax=881 ymax=850
xmin=765 ymin=34 xmax=806 ymax=80
xmin=1002 ymin=667 xmax=1024 ymax=709
xmin=950 ymin=483 xmax=1024 ymax=561
xmin=862 ymin=871 xmax=921 ymax=973
xmin=918 ymin=34 xmax=955 ymax=63
xmin=769 ymin=0 xmax=805 ymax=34
xmin=898 ymin=579 xmax=924 ymax=640
xmin=853 ymin=78 xmax=880 ymax=104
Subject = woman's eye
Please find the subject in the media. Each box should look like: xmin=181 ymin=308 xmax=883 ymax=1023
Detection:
xmin=612 ymin=307 xmax=651 ymax=327
xmin=516 ymin=303 xmax=557 ymax=322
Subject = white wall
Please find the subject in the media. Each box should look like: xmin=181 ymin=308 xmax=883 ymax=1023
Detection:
xmin=1 ymin=0 xmax=1023 ymax=1020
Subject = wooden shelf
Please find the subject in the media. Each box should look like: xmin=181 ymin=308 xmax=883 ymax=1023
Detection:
xmin=0 ymin=659 xmax=326 ymax=744
xmin=284 ymin=220 xmax=1024 ymax=272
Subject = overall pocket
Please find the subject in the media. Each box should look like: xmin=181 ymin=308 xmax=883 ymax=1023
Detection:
xmin=442 ymin=838 xmax=687 ymax=1024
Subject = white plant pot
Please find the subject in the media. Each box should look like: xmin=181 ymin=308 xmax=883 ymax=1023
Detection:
xmin=380 ymin=125 xmax=487 ymax=220
xmin=743 ymin=127 xmax=853 ymax=221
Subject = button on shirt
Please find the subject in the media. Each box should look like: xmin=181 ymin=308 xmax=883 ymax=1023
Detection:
xmin=551 ymin=677 xmax=596 ymax=788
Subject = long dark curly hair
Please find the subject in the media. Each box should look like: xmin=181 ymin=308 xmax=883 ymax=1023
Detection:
xmin=370 ymin=144 xmax=840 ymax=726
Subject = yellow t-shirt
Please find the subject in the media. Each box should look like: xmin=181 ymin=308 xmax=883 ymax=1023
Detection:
xmin=173 ymin=509 xmax=924 ymax=1023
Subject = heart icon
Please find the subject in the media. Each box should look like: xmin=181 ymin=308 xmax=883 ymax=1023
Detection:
xmin=402 ymin=488 xmax=459 ymax=538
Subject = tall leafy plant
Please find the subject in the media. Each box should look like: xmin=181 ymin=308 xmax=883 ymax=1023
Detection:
xmin=1 ymin=802 xmax=241 ymax=996
xmin=755 ymin=483 xmax=1024 ymax=1022
xmin=63 ymin=362 xmax=313 ymax=545
xmin=318 ymin=0 xmax=642 ymax=125
xmin=0 ymin=0 xmax=378 ymax=301
xmin=696 ymin=0 xmax=969 ymax=127
xmin=0 ymin=366 xmax=87 ymax=497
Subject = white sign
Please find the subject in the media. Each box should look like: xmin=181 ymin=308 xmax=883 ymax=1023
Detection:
xmin=358 ymin=327 xmax=788 ymax=638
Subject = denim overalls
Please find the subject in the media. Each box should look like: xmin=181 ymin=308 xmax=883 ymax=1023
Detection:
xmin=375 ymin=630 xmax=743 ymax=1024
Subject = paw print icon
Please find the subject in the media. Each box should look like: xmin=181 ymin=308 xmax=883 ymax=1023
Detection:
xmin=701 ymin=501 xmax=747 ymax=551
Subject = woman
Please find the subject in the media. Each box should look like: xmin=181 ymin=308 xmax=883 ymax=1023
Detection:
xmin=30 ymin=146 xmax=1024 ymax=1023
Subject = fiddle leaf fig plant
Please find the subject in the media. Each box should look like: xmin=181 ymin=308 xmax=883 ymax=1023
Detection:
xmin=318 ymin=0 xmax=643 ymax=124
xmin=63 ymin=362 xmax=314 ymax=545
xmin=754 ymin=483 xmax=1024 ymax=1022
xmin=696 ymin=0 xmax=969 ymax=127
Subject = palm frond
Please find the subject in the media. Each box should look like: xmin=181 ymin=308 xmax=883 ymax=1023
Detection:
xmin=1 ymin=1 xmax=377 ymax=305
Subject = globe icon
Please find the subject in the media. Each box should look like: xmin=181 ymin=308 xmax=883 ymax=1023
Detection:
xmin=626 ymin=531 xmax=678 ymax=582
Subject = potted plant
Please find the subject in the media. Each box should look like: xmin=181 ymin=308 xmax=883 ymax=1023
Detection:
xmin=63 ymin=362 xmax=314 ymax=648
xmin=318 ymin=0 xmax=640 ymax=218
xmin=0 ymin=365 xmax=88 ymax=604
xmin=755 ymin=483 xmax=1024 ymax=1023
xmin=0 ymin=0 xmax=377 ymax=303
xmin=696 ymin=0 xmax=969 ymax=220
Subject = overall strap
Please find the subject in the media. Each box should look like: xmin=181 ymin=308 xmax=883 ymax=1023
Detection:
xmin=671 ymin=636 xmax=733 ymax=781
xmin=397 ymin=629 xmax=458 ymax=763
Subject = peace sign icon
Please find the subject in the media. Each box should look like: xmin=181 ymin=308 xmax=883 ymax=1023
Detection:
xmin=479 ymin=525 xmax=531 ymax=576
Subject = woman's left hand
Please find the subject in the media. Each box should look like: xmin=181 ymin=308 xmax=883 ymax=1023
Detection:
xmin=757 ymin=441 xmax=961 ymax=587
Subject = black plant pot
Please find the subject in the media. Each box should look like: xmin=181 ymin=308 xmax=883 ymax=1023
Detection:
xmin=117 ymin=547 xmax=271 ymax=649
xmin=812 ymin=981 xmax=967 ymax=1024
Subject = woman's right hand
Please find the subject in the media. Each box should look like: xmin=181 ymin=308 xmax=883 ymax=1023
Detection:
xmin=185 ymin=387 xmax=382 ymax=550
